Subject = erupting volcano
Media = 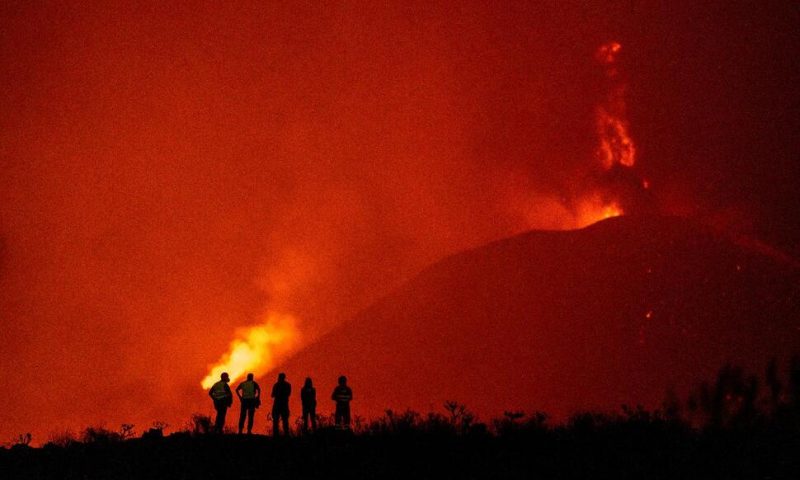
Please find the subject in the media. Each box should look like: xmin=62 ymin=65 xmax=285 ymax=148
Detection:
xmin=2 ymin=2 xmax=799 ymax=449
xmin=277 ymin=215 xmax=800 ymax=418
xmin=201 ymin=40 xmax=645 ymax=388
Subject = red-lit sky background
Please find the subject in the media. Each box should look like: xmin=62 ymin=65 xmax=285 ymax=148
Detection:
xmin=1 ymin=1 xmax=799 ymax=442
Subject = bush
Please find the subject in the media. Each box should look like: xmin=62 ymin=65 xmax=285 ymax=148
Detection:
xmin=9 ymin=433 xmax=32 ymax=449
xmin=45 ymin=430 xmax=77 ymax=448
xmin=186 ymin=414 xmax=213 ymax=435
xmin=81 ymin=426 xmax=122 ymax=444
xmin=119 ymin=424 xmax=136 ymax=440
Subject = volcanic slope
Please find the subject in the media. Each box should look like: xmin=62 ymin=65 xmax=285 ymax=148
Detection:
xmin=277 ymin=216 xmax=800 ymax=419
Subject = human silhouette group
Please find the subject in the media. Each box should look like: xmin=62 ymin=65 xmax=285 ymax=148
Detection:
xmin=208 ymin=372 xmax=353 ymax=435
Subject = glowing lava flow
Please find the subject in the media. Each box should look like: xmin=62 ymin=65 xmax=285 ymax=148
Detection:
xmin=200 ymin=312 xmax=299 ymax=389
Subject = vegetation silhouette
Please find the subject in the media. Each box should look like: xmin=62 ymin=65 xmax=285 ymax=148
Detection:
xmin=3 ymin=357 xmax=800 ymax=479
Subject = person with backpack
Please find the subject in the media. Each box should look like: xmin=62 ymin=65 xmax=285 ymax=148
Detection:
xmin=208 ymin=372 xmax=233 ymax=433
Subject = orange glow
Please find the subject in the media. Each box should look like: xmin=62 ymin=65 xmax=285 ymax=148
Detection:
xmin=574 ymin=196 xmax=624 ymax=228
xmin=200 ymin=312 xmax=299 ymax=389
xmin=595 ymin=41 xmax=622 ymax=65
xmin=514 ymin=41 xmax=634 ymax=232
xmin=595 ymin=42 xmax=636 ymax=169
xmin=514 ymin=192 xmax=623 ymax=231
xmin=596 ymin=106 xmax=636 ymax=168
xmin=0 ymin=1 xmax=794 ymax=449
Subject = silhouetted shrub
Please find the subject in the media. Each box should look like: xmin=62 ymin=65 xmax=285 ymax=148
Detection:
xmin=9 ymin=433 xmax=32 ymax=449
xmin=81 ymin=426 xmax=121 ymax=444
xmin=443 ymin=400 xmax=479 ymax=434
xmin=119 ymin=423 xmax=136 ymax=440
xmin=492 ymin=410 xmax=525 ymax=435
xmin=313 ymin=413 xmax=336 ymax=430
xmin=523 ymin=411 xmax=549 ymax=430
xmin=186 ymin=414 xmax=212 ymax=435
xmin=151 ymin=421 xmax=169 ymax=432
xmin=365 ymin=409 xmax=421 ymax=435
xmin=419 ymin=412 xmax=454 ymax=435
xmin=45 ymin=430 xmax=77 ymax=448
xmin=567 ymin=412 xmax=613 ymax=433
xmin=3 ymin=357 xmax=800 ymax=480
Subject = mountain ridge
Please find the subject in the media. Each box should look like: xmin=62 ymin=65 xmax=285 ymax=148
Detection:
xmin=275 ymin=215 xmax=800 ymax=418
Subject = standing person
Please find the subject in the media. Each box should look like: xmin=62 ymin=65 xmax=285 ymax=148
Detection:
xmin=271 ymin=372 xmax=292 ymax=436
xmin=331 ymin=375 xmax=353 ymax=430
xmin=208 ymin=372 xmax=233 ymax=433
xmin=300 ymin=377 xmax=317 ymax=432
xmin=235 ymin=373 xmax=261 ymax=434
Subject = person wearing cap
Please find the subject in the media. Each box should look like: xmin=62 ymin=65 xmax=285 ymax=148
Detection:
xmin=236 ymin=373 xmax=261 ymax=434
xmin=208 ymin=372 xmax=233 ymax=433
xmin=271 ymin=372 xmax=292 ymax=436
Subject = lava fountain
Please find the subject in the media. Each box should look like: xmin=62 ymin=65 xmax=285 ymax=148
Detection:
xmin=200 ymin=312 xmax=299 ymax=389
xmin=595 ymin=41 xmax=636 ymax=170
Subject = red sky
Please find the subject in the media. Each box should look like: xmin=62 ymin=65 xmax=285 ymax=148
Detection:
xmin=1 ymin=1 xmax=799 ymax=442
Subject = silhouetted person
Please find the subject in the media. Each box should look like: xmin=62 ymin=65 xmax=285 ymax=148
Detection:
xmin=331 ymin=375 xmax=353 ymax=429
xmin=301 ymin=377 xmax=317 ymax=432
xmin=236 ymin=373 xmax=261 ymax=434
xmin=271 ymin=372 xmax=292 ymax=436
xmin=208 ymin=372 xmax=233 ymax=433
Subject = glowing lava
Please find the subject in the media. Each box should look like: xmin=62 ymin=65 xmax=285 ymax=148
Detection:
xmin=512 ymin=42 xmax=642 ymax=230
xmin=204 ymin=42 xmax=639 ymax=391
xmin=595 ymin=41 xmax=636 ymax=169
xmin=552 ymin=41 xmax=636 ymax=228
xmin=200 ymin=312 xmax=299 ymax=389
xmin=574 ymin=195 xmax=624 ymax=228
xmin=555 ymin=41 xmax=638 ymax=227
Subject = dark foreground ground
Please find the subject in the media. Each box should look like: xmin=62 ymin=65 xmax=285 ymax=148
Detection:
xmin=6 ymin=357 xmax=800 ymax=478
xmin=2 ymin=420 xmax=799 ymax=480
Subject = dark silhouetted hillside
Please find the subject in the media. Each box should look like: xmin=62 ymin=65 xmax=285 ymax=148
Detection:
xmin=3 ymin=398 xmax=799 ymax=480
xmin=278 ymin=216 xmax=800 ymax=418
xmin=4 ymin=357 xmax=800 ymax=479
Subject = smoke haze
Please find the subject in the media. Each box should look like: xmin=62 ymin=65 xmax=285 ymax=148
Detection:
xmin=1 ymin=1 xmax=799 ymax=442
